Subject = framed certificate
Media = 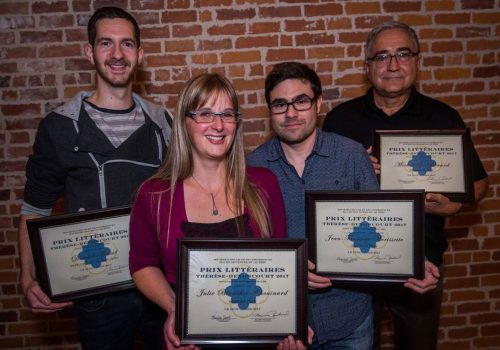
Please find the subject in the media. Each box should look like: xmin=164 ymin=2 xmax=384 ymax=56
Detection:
xmin=176 ymin=238 xmax=307 ymax=346
xmin=27 ymin=206 xmax=134 ymax=302
xmin=374 ymin=129 xmax=474 ymax=202
xmin=306 ymin=191 xmax=424 ymax=283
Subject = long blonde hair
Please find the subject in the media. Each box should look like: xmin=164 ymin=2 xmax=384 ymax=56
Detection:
xmin=153 ymin=73 xmax=272 ymax=239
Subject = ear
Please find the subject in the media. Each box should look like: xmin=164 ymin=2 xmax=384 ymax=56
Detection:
xmin=315 ymin=95 xmax=323 ymax=114
xmin=364 ymin=60 xmax=370 ymax=76
xmin=84 ymin=43 xmax=95 ymax=66
xmin=137 ymin=46 xmax=144 ymax=65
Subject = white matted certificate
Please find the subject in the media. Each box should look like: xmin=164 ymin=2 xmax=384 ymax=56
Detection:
xmin=306 ymin=191 xmax=425 ymax=283
xmin=27 ymin=206 xmax=134 ymax=301
xmin=176 ymin=239 xmax=307 ymax=346
xmin=374 ymin=129 xmax=474 ymax=202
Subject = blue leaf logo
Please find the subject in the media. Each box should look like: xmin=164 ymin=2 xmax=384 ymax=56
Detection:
xmin=78 ymin=239 xmax=111 ymax=268
xmin=225 ymin=272 xmax=262 ymax=310
xmin=408 ymin=150 xmax=436 ymax=176
xmin=348 ymin=221 xmax=381 ymax=254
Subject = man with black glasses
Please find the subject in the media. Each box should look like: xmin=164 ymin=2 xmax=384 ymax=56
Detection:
xmin=247 ymin=61 xmax=379 ymax=350
xmin=323 ymin=21 xmax=489 ymax=350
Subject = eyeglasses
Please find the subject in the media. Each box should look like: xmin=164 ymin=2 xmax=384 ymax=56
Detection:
xmin=186 ymin=110 xmax=241 ymax=124
xmin=269 ymin=96 xmax=315 ymax=115
xmin=367 ymin=50 xmax=419 ymax=66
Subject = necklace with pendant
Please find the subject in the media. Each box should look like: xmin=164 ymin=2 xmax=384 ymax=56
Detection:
xmin=191 ymin=175 xmax=223 ymax=216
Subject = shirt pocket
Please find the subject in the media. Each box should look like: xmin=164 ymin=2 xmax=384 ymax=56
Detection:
xmin=321 ymin=176 xmax=357 ymax=190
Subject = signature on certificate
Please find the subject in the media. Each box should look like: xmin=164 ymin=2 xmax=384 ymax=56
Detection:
xmin=251 ymin=310 xmax=289 ymax=322
xmin=374 ymin=254 xmax=402 ymax=263
xmin=211 ymin=313 xmax=233 ymax=322
xmin=337 ymin=257 xmax=357 ymax=263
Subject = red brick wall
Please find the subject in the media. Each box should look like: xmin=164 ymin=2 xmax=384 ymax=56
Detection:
xmin=1 ymin=1 xmax=499 ymax=349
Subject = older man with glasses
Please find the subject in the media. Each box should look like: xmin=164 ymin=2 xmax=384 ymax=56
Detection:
xmin=323 ymin=21 xmax=489 ymax=350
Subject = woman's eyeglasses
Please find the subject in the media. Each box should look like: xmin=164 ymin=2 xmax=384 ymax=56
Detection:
xmin=186 ymin=110 xmax=241 ymax=123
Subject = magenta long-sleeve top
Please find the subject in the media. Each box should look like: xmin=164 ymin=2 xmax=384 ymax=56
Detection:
xmin=129 ymin=166 xmax=287 ymax=284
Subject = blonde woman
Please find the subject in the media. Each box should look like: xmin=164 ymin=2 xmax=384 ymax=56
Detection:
xmin=129 ymin=74 xmax=302 ymax=349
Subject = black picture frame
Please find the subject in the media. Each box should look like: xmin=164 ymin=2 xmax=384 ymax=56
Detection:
xmin=176 ymin=238 xmax=307 ymax=347
xmin=306 ymin=191 xmax=425 ymax=283
xmin=373 ymin=129 xmax=474 ymax=202
xmin=27 ymin=206 xmax=134 ymax=302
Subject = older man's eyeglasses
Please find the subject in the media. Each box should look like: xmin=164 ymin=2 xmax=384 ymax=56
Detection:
xmin=269 ymin=96 xmax=315 ymax=115
xmin=367 ymin=50 xmax=419 ymax=66
xmin=186 ymin=110 xmax=241 ymax=124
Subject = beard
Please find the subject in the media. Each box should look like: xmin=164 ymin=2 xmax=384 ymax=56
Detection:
xmin=94 ymin=57 xmax=136 ymax=88
xmin=273 ymin=119 xmax=316 ymax=145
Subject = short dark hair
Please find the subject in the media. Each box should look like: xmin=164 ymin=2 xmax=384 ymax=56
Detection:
xmin=87 ymin=7 xmax=141 ymax=47
xmin=364 ymin=21 xmax=420 ymax=60
xmin=264 ymin=62 xmax=322 ymax=105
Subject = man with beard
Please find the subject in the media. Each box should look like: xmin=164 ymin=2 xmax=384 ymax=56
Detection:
xmin=18 ymin=7 xmax=171 ymax=350
xmin=247 ymin=61 xmax=379 ymax=349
